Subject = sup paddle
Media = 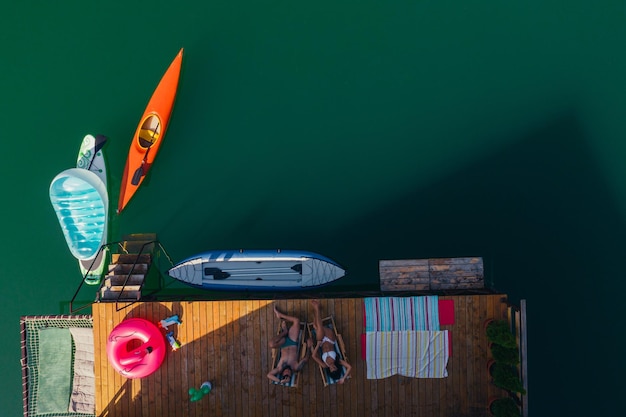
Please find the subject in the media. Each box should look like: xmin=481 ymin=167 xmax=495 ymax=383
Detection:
xmin=131 ymin=122 xmax=159 ymax=186
xmin=86 ymin=134 xmax=108 ymax=171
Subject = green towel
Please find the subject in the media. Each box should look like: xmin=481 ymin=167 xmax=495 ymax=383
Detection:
xmin=36 ymin=327 xmax=72 ymax=414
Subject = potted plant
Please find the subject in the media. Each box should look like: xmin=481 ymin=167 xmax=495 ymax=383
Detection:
xmin=492 ymin=362 xmax=526 ymax=394
xmin=489 ymin=397 xmax=521 ymax=417
xmin=491 ymin=343 xmax=520 ymax=365
xmin=486 ymin=320 xmax=517 ymax=348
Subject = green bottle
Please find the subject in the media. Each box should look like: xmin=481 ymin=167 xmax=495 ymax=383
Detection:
xmin=189 ymin=381 xmax=212 ymax=402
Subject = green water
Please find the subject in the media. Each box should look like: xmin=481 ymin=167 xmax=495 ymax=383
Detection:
xmin=2 ymin=1 xmax=626 ymax=415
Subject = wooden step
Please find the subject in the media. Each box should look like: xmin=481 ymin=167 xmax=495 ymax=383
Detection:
xmin=121 ymin=233 xmax=157 ymax=254
xmin=123 ymin=241 xmax=155 ymax=254
xmin=111 ymin=253 xmax=152 ymax=264
xmin=107 ymin=263 xmax=148 ymax=275
xmin=122 ymin=233 xmax=157 ymax=241
xmin=100 ymin=288 xmax=141 ymax=301
xmin=104 ymin=285 xmax=142 ymax=293
xmin=104 ymin=275 xmax=145 ymax=287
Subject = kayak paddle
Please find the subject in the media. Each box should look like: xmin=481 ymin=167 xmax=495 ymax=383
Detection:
xmin=131 ymin=122 xmax=159 ymax=186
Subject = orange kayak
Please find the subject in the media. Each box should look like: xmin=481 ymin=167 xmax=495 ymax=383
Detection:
xmin=117 ymin=48 xmax=184 ymax=213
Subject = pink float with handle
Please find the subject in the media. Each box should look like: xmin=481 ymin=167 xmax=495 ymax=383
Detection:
xmin=106 ymin=318 xmax=166 ymax=379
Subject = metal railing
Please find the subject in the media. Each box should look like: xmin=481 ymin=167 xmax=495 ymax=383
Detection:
xmin=69 ymin=239 xmax=175 ymax=314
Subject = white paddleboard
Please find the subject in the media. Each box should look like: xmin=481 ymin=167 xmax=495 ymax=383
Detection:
xmin=76 ymin=134 xmax=109 ymax=284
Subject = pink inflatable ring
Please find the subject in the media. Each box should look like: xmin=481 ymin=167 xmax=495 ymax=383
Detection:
xmin=106 ymin=318 xmax=166 ymax=379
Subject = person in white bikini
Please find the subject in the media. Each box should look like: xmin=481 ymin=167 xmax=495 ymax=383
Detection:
xmin=310 ymin=299 xmax=352 ymax=384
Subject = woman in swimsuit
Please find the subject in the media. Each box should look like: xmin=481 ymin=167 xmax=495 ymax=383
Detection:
xmin=267 ymin=305 xmax=310 ymax=384
xmin=310 ymin=299 xmax=352 ymax=384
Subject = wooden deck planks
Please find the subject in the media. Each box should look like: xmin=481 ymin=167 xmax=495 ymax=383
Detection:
xmin=452 ymin=296 xmax=466 ymax=413
xmin=211 ymin=301 xmax=223 ymax=417
xmin=93 ymin=295 xmax=507 ymax=417
xmin=466 ymin=296 xmax=477 ymax=412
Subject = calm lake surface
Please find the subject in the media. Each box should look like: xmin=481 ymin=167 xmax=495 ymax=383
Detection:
xmin=2 ymin=1 xmax=626 ymax=415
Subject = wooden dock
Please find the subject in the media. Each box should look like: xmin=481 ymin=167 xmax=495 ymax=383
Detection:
xmin=93 ymin=294 xmax=510 ymax=417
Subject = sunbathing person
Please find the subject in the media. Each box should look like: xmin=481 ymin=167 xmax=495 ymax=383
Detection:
xmin=267 ymin=306 xmax=310 ymax=384
xmin=310 ymin=299 xmax=352 ymax=384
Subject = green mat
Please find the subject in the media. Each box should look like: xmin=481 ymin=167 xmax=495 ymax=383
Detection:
xmin=36 ymin=328 xmax=72 ymax=414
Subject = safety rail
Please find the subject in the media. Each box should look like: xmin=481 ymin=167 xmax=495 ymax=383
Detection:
xmin=69 ymin=239 xmax=175 ymax=314
xmin=110 ymin=240 xmax=174 ymax=312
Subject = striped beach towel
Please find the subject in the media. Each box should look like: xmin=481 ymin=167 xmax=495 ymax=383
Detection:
xmin=365 ymin=330 xmax=449 ymax=379
xmin=364 ymin=296 xmax=440 ymax=332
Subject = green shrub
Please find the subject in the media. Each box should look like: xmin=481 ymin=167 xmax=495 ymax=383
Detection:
xmin=490 ymin=397 xmax=521 ymax=417
xmin=491 ymin=344 xmax=520 ymax=365
xmin=492 ymin=363 xmax=526 ymax=394
xmin=486 ymin=320 xmax=517 ymax=348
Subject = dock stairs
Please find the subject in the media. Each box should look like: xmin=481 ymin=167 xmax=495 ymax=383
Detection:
xmin=99 ymin=233 xmax=156 ymax=302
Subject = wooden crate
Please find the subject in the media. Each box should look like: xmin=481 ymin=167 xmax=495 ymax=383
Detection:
xmin=379 ymin=257 xmax=484 ymax=291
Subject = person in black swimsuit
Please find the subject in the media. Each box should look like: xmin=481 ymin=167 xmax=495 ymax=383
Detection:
xmin=267 ymin=305 xmax=310 ymax=384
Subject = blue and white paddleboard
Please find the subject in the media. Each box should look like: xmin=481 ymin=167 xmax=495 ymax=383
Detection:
xmin=76 ymin=134 xmax=108 ymax=284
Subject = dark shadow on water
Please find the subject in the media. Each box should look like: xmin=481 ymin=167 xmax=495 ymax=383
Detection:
xmin=320 ymin=109 xmax=626 ymax=415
